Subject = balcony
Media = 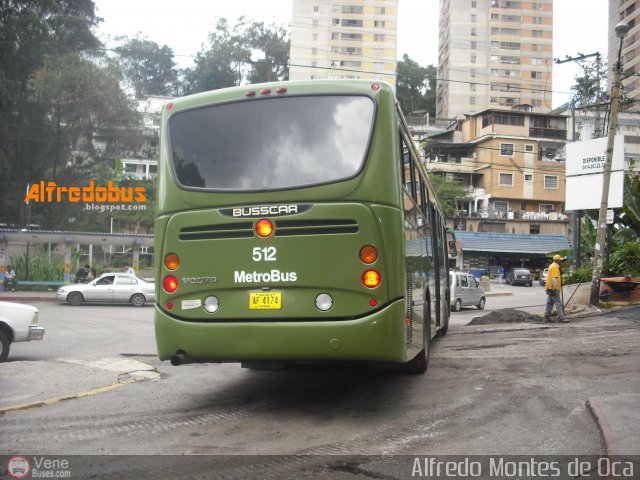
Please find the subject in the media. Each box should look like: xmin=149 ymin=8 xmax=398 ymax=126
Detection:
xmin=529 ymin=127 xmax=567 ymax=140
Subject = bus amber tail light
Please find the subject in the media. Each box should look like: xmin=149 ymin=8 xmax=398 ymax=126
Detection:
xmin=164 ymin=253 xmax=179 ymax=270
xmin=359 ymin=245 xmax=378 ymax=264
xmin=362 ymin=270 xmax=381 ymax=288
xmin=163 ymin=275 xmax=178 ymax=293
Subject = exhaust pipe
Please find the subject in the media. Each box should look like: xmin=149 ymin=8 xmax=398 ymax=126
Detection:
xmin=170 ymin=352 xmax=194 ymax=366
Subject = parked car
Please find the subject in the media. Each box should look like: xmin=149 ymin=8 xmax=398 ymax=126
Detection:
xmin=0 ymin=301 xmax=45 ymax=362
xmin=507 ymin=268 xmax=533 ymax=286
xmin=539 ymin=268 xmax=549 ymax=286
xmin=57 ymin=273 xmax=155 ymax=307
xmin=450 ymin=271 xmax=486 ymax=312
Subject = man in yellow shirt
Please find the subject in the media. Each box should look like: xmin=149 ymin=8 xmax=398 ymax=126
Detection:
xmin=544 ymin=255 xmax=568 ymax=322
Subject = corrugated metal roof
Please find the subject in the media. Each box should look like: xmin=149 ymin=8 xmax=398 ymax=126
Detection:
xmin=455 ymin=231 xmax=570 ymax=255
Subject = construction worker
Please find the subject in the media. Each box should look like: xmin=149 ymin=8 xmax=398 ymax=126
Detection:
xmin=544 ymin=255 xmax=569 ymax=322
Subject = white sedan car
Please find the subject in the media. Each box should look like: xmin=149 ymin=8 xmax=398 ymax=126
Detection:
xmin=0 ymin=301 xmax=45 ymax=362
xmin=57 ymin=273 xmax=156 ymax=307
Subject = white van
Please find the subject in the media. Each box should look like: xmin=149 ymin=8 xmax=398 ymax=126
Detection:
xmin=449 ymin=271 xmax=486 ymax=312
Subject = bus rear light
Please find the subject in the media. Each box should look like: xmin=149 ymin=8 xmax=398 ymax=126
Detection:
xmin=276 ymin=87 xmax=287 ymax=94
xmin=245 ymin=90 xmax=256 ymax=97
xmin=315 ymin=293 xmax=333 ymax=311
xmin=260 ymin=89 xmax=271 ymax=95
xmin=164 ymin=253 xmax=179 ymax=270
xmin=163 ymin=275 xmax=178 ymax=293
xmin=167 ymin=302 xmax=173 ymax=310
xmin=256 ymin=219 xmax=273 ymax=237
xmin=359 ymin=245 xmax=378 ymax=264
xmin=204 ymin=296 xmax=220 ymax=313
xmin=362 ymin=270 xmax=381 ymax=288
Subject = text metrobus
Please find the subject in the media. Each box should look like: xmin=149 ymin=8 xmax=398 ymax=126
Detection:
xmin=154 ymin=80 xmax=450 ymax=373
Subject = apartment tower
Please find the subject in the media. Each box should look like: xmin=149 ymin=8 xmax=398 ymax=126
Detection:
xmin=289 ymin=0 xmax=398 ymax=85
xmin=609 ymin=0 xmax=640 ymax=111
xmin=437 ymin=0 xmax=554 ymax=119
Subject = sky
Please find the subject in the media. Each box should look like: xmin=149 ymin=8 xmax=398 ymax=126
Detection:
xmin=93 ymin=0 xmax=608 ymax=109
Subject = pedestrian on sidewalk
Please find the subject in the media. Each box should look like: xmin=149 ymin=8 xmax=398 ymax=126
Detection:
xmin=3 ymin=266 xmax=17 ymax=292
xmin=498 ymin=265 xmax=504 ymax=284
xmin=544 ymin=255 xmax=568 ymax=322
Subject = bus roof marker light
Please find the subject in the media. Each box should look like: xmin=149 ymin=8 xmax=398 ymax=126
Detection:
xmin=256 ymin=219 xmax=273 ymax=237
xmin=362 ymin=270 xmax=381 ymax=288
xmin=166 ymin=102 xmax=174 ymax=110
xmin=371 ymin=83 xmax=381 ymax=91
xmin=260 ymin=89 xmax=271 ymax=95
xmin=245 ymin=91 xmax=256 ymax=97
xmin=276 ymin=87 xmax=288 ymax=94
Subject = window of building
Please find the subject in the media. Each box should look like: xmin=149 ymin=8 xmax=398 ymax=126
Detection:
xmin=373 ymin=48 xmax=384 ymax=56
xmin=502 ymin=15 xmax=521 ymax=22
xmin=342 ymin=5 xmax=363 ymax=13
xmin=539 ymin=203 xmax=553 ymax=213
xmin=494 ymin=201 xmax=509 ymax=211
xmin=331 ymin=32 xmax=339 ymax=40
xmin=373 ymin=62 xmax=384 ymax=71
xmin=531 ymin=71 xmax=543 ymax=79
xmin=342 ymin=33 xmax=362 ymax=41
xmin=471 ymin=27 xmax=477 ymax=36
xmin=504 ymin=1 xmax=522 ymax=8
xmin=530 ymin=224 xmax=540 ymax=234
xmin=470 ymin=97 xmax=476 ymax=105
xmin=470 ymin=83 xmax=476 ymax=92
xmin=471 ymin=41 xmax=477 ymax=49
xmin=532 ymin=29 xmax=544 ymax=37
xmin=501 ymin=56 xmax=520 ymax=64
xmin=470 ymin=69 xmax=476 ymax=78
xmin=532 ymin=2 xmax=543 ymax=10
xmin=341 ymin=19 xmax=363 ymax=27
xmin=333 ymin=18 xmax=340 ymax=25
xmin=499 ymin=173 xmax=514 ymax=186
xmin=374 ymin=20 xmax=385 ymax=28
xmin=531 ymin=58 xmax=544 ymax=65
xmin=471 ymin=0 xmax=477 ymax=7
xmin=373 ymin=34 xmax=385 ymax=41
xmin=500 ymin=143 xmax=514 ymax=156
xmin=375 ymin=6 xmax=386 ymax=14
xmin=312 ymin=19 xmax=319 ymax=27
xmin=314 ymin=5 xmax=320 ymax=13
xmin=524 ymin=173 xmax=533 ymax=182
xmin=312 ymin=47 xmax=317 ymax=55
xmin=533 ymin=16 xmax=544 ymax=24
xmin=471 ymin=54 xmax=476 ymax=63
xmin=471 ymin=14 xmax=477 ymax=22
xmin=544 ymin=176 xmax=558 ymax=189
xmin=313 ymin=33 xmax=318 ymax=41
xmin=532 ymin=44 xmax=544 ymax=52
xmin=524 ymin=144 xmax=534 ymax=153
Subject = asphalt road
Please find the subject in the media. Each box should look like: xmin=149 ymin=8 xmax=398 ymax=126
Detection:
xmin=2 ymin=297 xmax=639 ymax=479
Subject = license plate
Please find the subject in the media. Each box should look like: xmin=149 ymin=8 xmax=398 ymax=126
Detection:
xmin=249 ymin=292 xmax=282 ymax=310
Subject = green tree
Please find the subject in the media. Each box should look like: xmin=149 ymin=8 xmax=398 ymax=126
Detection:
xmin=116 ymin=36 xmax=179 ymax=98
xmin=241 ymin=20 xmax=289 ymax=83
xmin=427 ymin=174 xmax=471 ymax=217
xmin=396 ymin=54 xmax=436 ymax=117
xmin=0 ymin=0 xmax=102 ymax=226
xmin=183 ymin=18 xmax=250 ymax=94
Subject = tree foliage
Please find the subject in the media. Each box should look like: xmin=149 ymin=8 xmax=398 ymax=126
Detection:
xmin=396 ymin=54 xmax=436 ymax=117
xmin=182 ymin=17 xmax=289 ymax=95
xmin=427 ymin=174 xmax=471 ymax=217
xmin=116 ymin=36 xmax=179 ymax=98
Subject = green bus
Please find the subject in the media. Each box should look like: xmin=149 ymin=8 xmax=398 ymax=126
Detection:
xmin=155 ymin=80 xmax=450 ymax=373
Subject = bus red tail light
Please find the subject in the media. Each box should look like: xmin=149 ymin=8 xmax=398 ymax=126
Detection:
xmin=163 ymin=275 xmax=178 ymax=293
xmin=359 ymin=245 xmax=378 ymax=264
xmin=164 ymin=253 xmax=179 ymax=270
xmin=256 ymin=219 xmax=273 ymax=237
xmin=362 ymin=270 xmax=381 ymax=288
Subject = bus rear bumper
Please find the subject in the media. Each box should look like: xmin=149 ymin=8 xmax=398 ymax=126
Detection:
xmin=155 ymin=300 xmax=408 ymax=364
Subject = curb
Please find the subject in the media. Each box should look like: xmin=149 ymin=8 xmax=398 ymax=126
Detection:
xmin=586 ymin=398 xmax=618 ymax=458
xmin=0 ymin=296 xmax=57 ymax=303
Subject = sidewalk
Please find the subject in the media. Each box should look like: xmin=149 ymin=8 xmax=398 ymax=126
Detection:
xmin=0 ymin=290 xmax=57 ymax=302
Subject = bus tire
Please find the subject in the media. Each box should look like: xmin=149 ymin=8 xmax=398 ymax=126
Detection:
xmin=404 ymin=308 xmax=430 ymax=374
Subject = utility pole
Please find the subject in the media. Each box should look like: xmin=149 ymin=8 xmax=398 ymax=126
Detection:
xmin=589 ymin=22 xmax=629 ymax=306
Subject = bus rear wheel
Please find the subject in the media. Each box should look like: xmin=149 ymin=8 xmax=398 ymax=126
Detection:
xmin=404 ymin=308 xmax=430 ymax=374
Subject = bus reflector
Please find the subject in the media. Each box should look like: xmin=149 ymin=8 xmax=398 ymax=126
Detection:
xmin=163 ymin=275 xmax=178 ymax=293
xmin=256 ymin=219 xmax=273 ymax=237
xmin=359 ymin=245 xmax=378 ymax=264
xmin=167 ymin=302 xmax=173 ymax=310
xmin=164 ymin=253 xmax=179 ymax=270
xmin=204 ymin=296 xmax=220 ymax=313
xmin=362 ymin=270 xmax=381 ymax=288
xmin=315 ymin=293 xmax=333 ymax=311
xmin=369 ymin=299 xmax=378 ymax=307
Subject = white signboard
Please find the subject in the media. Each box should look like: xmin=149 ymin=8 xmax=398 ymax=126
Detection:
xmin=565 ymin=135 xmax=625 ymax=211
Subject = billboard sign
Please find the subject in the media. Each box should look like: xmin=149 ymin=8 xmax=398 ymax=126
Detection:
xmin=565 ymin=135 xmax=625 ymax=211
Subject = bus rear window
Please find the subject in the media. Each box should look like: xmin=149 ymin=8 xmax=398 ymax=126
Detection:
xmin=168 ymin=95 xmax=375 ymax=190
